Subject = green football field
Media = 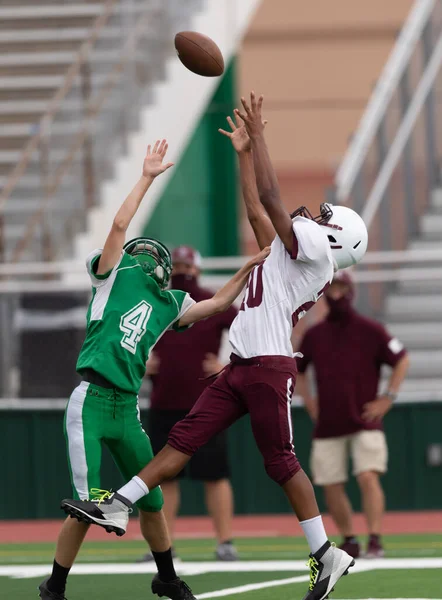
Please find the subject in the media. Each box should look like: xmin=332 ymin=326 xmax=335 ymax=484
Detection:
xmin=1 ymin=534 xmax=442 ymax=599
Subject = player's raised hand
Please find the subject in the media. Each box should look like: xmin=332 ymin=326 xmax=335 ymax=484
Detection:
xmin=143 ymin=139 xmax=174 ymax=178
xmin=219 ymin=113 xmax=267 ymax=154
xmin=234 ymin=91 xmax=265 ymax=138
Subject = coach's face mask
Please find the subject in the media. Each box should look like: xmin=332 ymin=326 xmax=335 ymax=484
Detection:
xmin=171 ymin=273 xmax=198 ymax=292
xmin=325 ymin=294 xmax=353 ymax=320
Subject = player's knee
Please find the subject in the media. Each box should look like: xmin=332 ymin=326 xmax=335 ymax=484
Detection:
xmin=264 ymin=453 xmax=301 ymax=486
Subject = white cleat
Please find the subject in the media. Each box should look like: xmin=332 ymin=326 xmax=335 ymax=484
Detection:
xmin=61 ymin=491 xmax=132 ymax=536
xmin=302 ymin=541 xmax=355 ymax=600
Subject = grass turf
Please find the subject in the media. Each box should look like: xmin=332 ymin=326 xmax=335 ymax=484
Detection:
xmin=2 ymin=568 xmax=442 ymax=600
xmin=1 ymin=533 xmax=442 ymax=564
xmin=1 ymin=533 xmax=442 ymax=599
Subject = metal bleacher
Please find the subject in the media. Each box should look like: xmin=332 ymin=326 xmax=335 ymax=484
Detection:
xmin=0 ymin=0 xmax=202 ymax=263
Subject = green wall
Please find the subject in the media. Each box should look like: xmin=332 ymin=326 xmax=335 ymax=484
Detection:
xmin=142 ymin=60 xmax=239 ymax=257
xmin=1 ymin=403 xmax=442 ymax=520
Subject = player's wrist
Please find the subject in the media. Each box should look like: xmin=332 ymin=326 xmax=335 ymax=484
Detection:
xmin=140 ymin=174 xmax=155 ymax=185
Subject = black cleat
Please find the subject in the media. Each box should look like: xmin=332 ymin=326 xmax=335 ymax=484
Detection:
xmin=38 ymin=577 xmax=67 ymax=600
xmin=151 ymin=574 xmax=196 ymax=600
xmin=302 ymin=541 xmax=355 ymax=600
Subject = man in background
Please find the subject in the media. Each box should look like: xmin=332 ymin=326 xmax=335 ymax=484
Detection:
xmin=296 ymin=270 xmax=409 ymax=559
xmin=139 ymin=245 xmax=238 ymax=562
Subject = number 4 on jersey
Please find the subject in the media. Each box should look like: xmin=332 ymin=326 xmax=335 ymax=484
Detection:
xmin=120 ymin=300 xmax=152 ymax=354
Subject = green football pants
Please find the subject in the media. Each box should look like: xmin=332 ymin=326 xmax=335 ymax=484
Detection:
xmin=63 ymin=380 xmax=163 ymax=512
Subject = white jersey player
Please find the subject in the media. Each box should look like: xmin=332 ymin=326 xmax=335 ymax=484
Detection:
xmin=230 ymin=215 xmax=334 ymax=359
xmin=60 ymin=93 xmax=368 ymax=600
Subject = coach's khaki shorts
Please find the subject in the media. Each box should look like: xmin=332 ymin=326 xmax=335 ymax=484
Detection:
xmin=311 ymin=430 xmax=388 ymax=486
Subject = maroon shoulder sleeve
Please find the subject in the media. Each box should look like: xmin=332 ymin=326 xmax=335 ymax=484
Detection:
xmin=297 ymin=330 xmax=314 ymax=373
xmin=374 ymin=322 xmax=407 ymax=367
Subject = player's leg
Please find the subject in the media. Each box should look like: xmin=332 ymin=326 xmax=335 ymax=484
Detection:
xmin=311 ymin=437 xmax=360 ymax=558
xmin=189 ymin=431 xmax=237 ymax=560
xmin=137 ymin=410 xmax=185 ymax=562
xmin=106 ymin=401 xmax=195 ymax=600
xmin=118 ymin=368 xmax=247 ymax=501
xmin=60 ymin=368 xmax=247 ymax=535
xmin=41 ymin=383 xmax=102 ymax=599
xmin=352 ymin=430 xmax=388 ymax=557
xmin=161 ymin=480 xmax=181 ymax=539
xmin=242 ymin=365 xmax=354 ymax=600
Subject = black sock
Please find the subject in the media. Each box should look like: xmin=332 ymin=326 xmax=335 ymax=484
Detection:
xmin=344 ymin=536 xmax=358 ymax=544
xmin=152 ymin=548 xmax=177 ymax=582
xmin=369 ymin=533 xmax=380 ymax=544
xmin=47 ymin=560 xmax=70 ymax=595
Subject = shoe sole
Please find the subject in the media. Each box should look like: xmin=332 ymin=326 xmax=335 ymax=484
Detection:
xmin=60 ymin=501 xmax=126 ymax=537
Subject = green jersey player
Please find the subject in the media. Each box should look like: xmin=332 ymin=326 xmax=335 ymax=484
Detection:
xmin=39 ymin=139 xmax=269 ymax=600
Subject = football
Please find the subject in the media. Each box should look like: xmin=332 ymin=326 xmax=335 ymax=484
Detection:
xmin=174 ymin=31 xmax=224 ymax=77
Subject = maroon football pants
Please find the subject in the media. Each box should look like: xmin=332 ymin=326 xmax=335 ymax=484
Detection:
xmin=168 ymin=354 xmax=301 ymax=486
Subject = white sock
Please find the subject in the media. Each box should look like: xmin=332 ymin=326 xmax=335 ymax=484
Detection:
xmin=300 ymin=515 xmax=328 ymax=554
xmin=117 ymin=476 xmax=149 ymax=504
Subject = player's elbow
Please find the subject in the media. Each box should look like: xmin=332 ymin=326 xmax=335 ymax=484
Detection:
xmin=212 ymin=296 xmax=229 ymax=315
xmin=112 ymin=217 xmax=127 ymax=233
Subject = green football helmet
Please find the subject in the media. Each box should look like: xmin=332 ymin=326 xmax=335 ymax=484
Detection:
xmin=123 ymin=237 xmax=172 ymax=289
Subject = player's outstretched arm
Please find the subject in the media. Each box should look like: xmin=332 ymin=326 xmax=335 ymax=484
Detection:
xmin=96 ymin=140 xmax=173 ymax=275
xmin=235 ymin=92 xmax=293 ymax=253
xmin=178 ymin=246 xmax=270 ymax=327
xmin=219 ymin=114 xmax=275 ymax=250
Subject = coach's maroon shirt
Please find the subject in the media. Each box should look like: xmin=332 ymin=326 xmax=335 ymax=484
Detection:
xmin=149 ymin=280 xmax=237 ymax=411
xmin=297 ymin=308 xmax=407 ymax=439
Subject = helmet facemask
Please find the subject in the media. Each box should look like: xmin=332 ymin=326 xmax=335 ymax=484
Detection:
xmin=123 ymin=237 xmax=172 ymax=289
xmin=290 ymin=202 xmax=334 ymax=226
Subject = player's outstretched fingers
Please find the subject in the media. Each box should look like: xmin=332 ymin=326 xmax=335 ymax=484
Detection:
xmin=152 ymin=140 xmax=160 ymax=154
xmin=250 ymin=90 xmax=257 ymax=110
xmin=147 ymin=144 xmax=151 ymax=155
xmin=257 ymin=94 xmax=264 ymax=111
xmin=234 ymin=108 xmax=248 ymax=123
xmin=227 ymin=116 xmax=236 ymax=131
xmin=218 ymin=128 xmax=232 ymax=138
xmin=241 ymin=96 xmax=252 ymax=114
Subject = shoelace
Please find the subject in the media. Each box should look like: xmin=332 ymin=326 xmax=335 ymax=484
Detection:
xmin=307 ymin=556 xmax=319 ymax=591
xmin=89 ymin=488 xmax=113 ymax=505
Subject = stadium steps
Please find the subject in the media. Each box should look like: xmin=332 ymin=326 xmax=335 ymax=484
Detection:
xmin=387 ymin=323 xmax=442 ymax=350
xmin=382 ymin=186 xmax=442 ymax=388
xmin=0 ymin=0 xmax=205 ymax=261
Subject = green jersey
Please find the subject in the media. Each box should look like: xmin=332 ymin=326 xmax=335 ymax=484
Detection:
xmin=76 ymin=249 xmax=195 ymax=394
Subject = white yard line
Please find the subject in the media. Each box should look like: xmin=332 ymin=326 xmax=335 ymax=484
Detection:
xmin=198 ymin=575 xmax=310 ymax=599
xmin=1 ymin=557 xmax=442 ymax=581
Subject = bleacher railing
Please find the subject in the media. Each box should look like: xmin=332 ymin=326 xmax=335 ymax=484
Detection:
xmin=327 ymin=0 xmax=442 ymax=311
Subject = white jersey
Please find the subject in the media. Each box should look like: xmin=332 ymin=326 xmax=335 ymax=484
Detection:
xmin=229 ymin=216 xmax=334 ymax=358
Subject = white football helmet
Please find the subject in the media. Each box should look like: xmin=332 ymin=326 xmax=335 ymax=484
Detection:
xmin=291 ymin=203 xmax=368 ymax=269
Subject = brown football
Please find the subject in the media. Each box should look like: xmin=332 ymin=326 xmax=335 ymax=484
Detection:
xmin=174 ymin=31 xmax=224 ymax=77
